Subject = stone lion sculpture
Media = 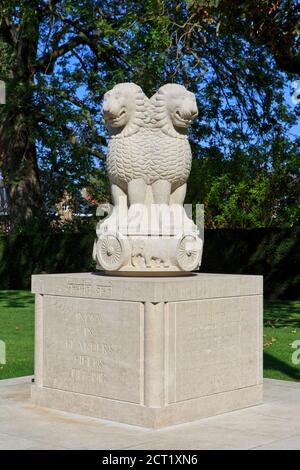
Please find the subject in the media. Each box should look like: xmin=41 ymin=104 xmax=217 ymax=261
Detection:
xmin=103 ymin=82 xmax=150 ymax=226
xmin=103 ymin=82 xmax=198 ymax=210
xmin=94 ymin=82 xmax=203 ymax=274
xmin=148 ymin=83 xmax=198 ymax=207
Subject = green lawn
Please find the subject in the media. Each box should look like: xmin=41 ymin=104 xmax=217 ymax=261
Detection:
xmin=264 ymin=300 xmax=300 ymax=382
xmin=0 ymin=291 xmax=299 ymax=382
xmin=0 ymin=291 xmax=34 ymax=379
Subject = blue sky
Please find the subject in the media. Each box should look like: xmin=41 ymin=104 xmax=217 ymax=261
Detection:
xmin=285 ymin=82 xmax=300 ymax=138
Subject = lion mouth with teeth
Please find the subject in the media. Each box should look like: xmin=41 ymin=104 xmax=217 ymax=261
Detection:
xmin=149 ymin=83 xmax=198 ymax=134
xmin=174 ymin=109 xmax=195 ymax=127
xmin=104 ymin=107 xmax=127 ymax=127
xmin=103 ymin=83 xmax=149 ymax=138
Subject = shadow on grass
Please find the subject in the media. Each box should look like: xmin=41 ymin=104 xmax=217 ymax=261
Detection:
xmin=0 ymin=291 xmax=34 ymax=309
xmin=264 ymin=351 xmax=300 ymax=381
xmin=264 ymin=300 xmax=300 ymax=328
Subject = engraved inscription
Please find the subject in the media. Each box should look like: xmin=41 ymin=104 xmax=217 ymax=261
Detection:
xmin=71 ymin=368 xmax=107 ymax=385
xmin=67 ymin=280 xmax=92 ymax=296
xmin=43 ymin=296 xmax=142 ymax=403
xmin=95 ymin=284 xmax=112 ymax=297
xmin=66 ymin=280 xmax=112 ymax=298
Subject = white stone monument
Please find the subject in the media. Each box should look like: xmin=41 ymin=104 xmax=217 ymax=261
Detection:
xmin=31 ymin=83 xmax=263 ymax=428
xmin=93 ymin=83 xmax=203 ymax=274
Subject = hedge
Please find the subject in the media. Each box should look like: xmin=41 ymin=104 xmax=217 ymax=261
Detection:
xmin=0 ymin=231 xmax=95 ymax=291
xmin=0 ymin=227 xmax=299 ymax=299
xmin=201 ymin=228 xmax=300 ymax=300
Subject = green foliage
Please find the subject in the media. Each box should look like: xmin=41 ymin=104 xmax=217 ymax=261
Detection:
xmin=189 ymin=0 xmax=300 ymax=75
xmin=187 ymin=135 xmax=300 ymax=228
xmin=0 ymin=1 xmax=299 ymax=229
xmin=201 ymin=227 xmax=300 ymax=299
xmin=0 ymin=230 xmax=96 ymax=290
xmin=0 ymin=42 xmax=14 ymax=77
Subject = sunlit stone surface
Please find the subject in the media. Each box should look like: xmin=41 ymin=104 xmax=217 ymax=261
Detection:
xmin=31 ymin=273 xmax=263 ymax=428
xmin=93 ymin=83 xmax=203 ymax=275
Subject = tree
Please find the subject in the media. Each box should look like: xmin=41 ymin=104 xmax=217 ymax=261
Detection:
xmin=0 ymin=0 xmax=171 ymax=229
xmin=187 ymin=136 xmax=300 ymax=228
xmin=170 ymin=0 xmax=300 ymax=227
xmin=0 ymin=0 xmax=298 ymax=231
xmin=188 ymin=0 xmax=300 ymax=76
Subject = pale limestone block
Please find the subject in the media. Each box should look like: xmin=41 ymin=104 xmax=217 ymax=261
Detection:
xmin=42 ymin=296 xmax=144 ymax=404
xmin=32 ymin=272 xmax=263 ymax=428
xmin=32 ymin=272 xmax=263 ymax=302
xmin=144 ymin=302 xmax=165 ymax=408
xmin=169 ymin=296 xmax=263 ymax=402
xmin=34 ymin=294 xmax=43 ymax=388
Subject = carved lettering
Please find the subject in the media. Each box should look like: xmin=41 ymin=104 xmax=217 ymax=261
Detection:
xmin=71 ymin=368 xmax=107 ymax=384
xmin=43 ymin=296 xmax=142 ymax=403
xmin=65 ymin=281 xmax=112 ymax=298
xmin=75 ymin=312 xmax=103 ymax=324
xmin=67 ymin=281 xmax=92 ymax=296
xmin=95 ymin=284 xmax=112 ymax=297
xmin=73 ymin=354 xmax=104 ymax=370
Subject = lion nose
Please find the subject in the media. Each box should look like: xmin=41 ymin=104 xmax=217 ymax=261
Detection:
xmin=103 ymin=108 xmax=114 ymax=119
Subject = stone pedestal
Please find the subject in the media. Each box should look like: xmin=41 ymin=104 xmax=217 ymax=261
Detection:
xmin=31 ymin=272 xmax=263 ymax=428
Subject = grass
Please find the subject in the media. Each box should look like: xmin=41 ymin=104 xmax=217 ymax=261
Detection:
xmin=0 ymin=291 xmax=299 ymax=382
xmin=0 ymin=291 xmax=34 ymax=380
xmin=263 ymin=300 xmax=300 ymax=382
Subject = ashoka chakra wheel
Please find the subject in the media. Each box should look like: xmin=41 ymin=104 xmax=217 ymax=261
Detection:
xmin=96 ymin=234 xmax=126 ymax=271
xmin=176 ymin=234 xmax=202 ymax=271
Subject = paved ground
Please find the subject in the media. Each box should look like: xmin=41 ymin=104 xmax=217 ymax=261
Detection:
xmin=0 ymin=376 xmax=300 ymax=450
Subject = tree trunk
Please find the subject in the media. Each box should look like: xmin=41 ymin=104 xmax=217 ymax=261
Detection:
xmin=0 ymin=104 xmax=42 ymax=231
xmin=0 ymin=3 xmax=42 ymax=231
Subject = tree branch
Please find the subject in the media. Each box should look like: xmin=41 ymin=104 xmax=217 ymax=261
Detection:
xmin=35 ymin=3 xmax=127 ymax=71
xmin=38 ymin=114 xmax=106 ymax=160
xmin=41 ymin=87 xmax=106 ymax=146
xmin=34 ymin=34 xmax=87 ymax=74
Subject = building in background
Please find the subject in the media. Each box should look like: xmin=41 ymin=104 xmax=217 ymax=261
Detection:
xmin=0 ymin=178 xmax=97 ymax=232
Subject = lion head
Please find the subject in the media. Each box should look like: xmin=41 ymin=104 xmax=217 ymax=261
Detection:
xmin=103 ymin=83 xmax=149 ymax=137
xmin=149 ymin=84 xmax=198 ymax=137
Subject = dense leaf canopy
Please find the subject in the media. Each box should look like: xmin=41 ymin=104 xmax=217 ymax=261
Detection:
xmin=0 ymin=0 xmax=299 ymax=229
